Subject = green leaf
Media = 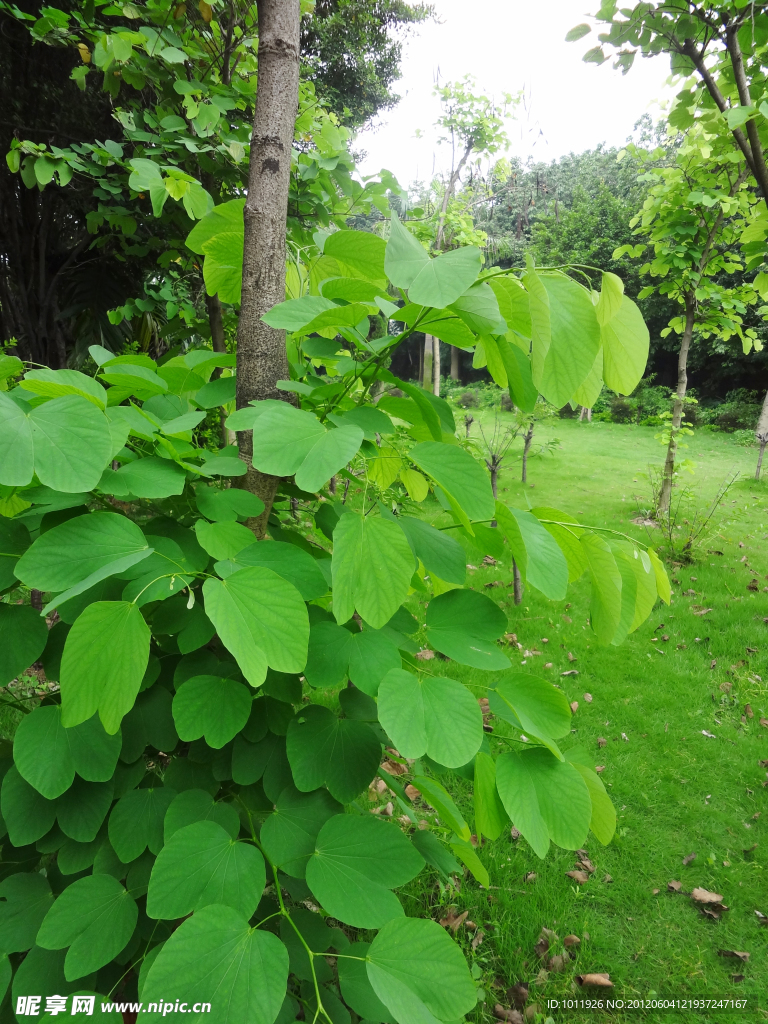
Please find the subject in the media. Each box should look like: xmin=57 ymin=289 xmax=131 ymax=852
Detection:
xmin=580 ymin=533 xmax=622 ymax=644
xmin=60 ymin=601 xmax=150 ymax=734
xmin=378 ymin=670 xmax=483 ymax=768
xmin=195 ymin=375 xmax=237 ymax=409
xmin=194 ymin=519 xmax=254 ymax=560
xmin=230 ymin=541 xmax=328 ymax=601
xmin=565 ymin=22 xmax=591 ymax=41
xmin=595 ymin=271 xmax=624 ymax=326
xmin=15 ymin=512 xmax=150 ymax=592
xmin=141 ymin=905 xmax=288 ymax=1024
xmin=0 ymin=517 xmax=30 ymax=588
xmin=295 ymin=425 xmax=364 ymax=493
xmin=286 ymin=704 xmax=381 ymax=803
xmin=572 ymin=347 xmax=604 ymax=409
xmin=648 ymin=547 xmax=671 ymax=605
xmin=495 ymin=503 xmax=568 ymax=600
xmin=726 ymin=104 xmax=755 ymax=128
xmin=203 ymin=567 xmax=309 ymax=686
xmin=407 ymin=247 xmax=482 ymax=308
xmin=304 ymin=621 xmax=401 ymax=695
xmin=163 ymin=789 xmax=241 ymax=842
xmin=146 ymin=820 xmax=265 ymax=920
xmin=0 ymin=767 xmax=56 ymax=845
xmin=410 ymin=442 xmax=495 ymax=523
xmin=28 ymin=396 xmax=113 ymax=492
xmin=530 ymin=505 xmax=588 ymax=582
xmin=473 ymin=752 xmax=508 ymax=841
xmin=600 ymin=295 xmax=650 ymax=395
xmin=396 ymin=516 xmax=466 ymax=585
xmin=0 ymin=604 xmax=48 ymax=686
xmin=0 ymin=392 xmax=34 ymax=486
xmin=498 ymin=337 xmax=538 ymax=413
xmin=566 ymin=750 xmax=616 ymax=845
xmin=111 ymin=456 xmax=187 ymax=498
xmin=384 ymin=215 xmax=430 ymax=289
xmin=36 ymin=874 xmax=138 ymax=980
xmin=409 ymin=776 xmax=470 ymax=841
xmin=56 ymin=777 xmax=114 ymax=842
xmin=524 ymin=270 xmax=602 ymax=407
xmin=489 ymin=674 xmax=572 ymax=758
xmin=425 ymin=589 xmax=509 ymax=670
xmin=20 ymin=369 xmax=108 ymax=408
xmin=495 ymin=748 xmax=591 ymax=858
xmin=229 ymin=402 xmax=325 ymax=474
xmin=339 ymin=941 xmax=394 ymax=1022
xmin=325 ymin=229 xmax=388 ymax=287
xmin=186 ymin=198 xmax=245 ymax=254
xmin=449 ymin=281 xmax=506 ymax=335
xmin=108 ymin=786 xmax=177 ymax=862
xmin=172 ymin=675 xmax=252 ymax=748
xmin=305 ymin=814 xmax=423 ymax=928
xmin=489 ymin=277 xmax=531 ymax=337
xmin=0 ymin=872 xmax=54 ymax=953
xmin=260 ymin=784 xmax=342 ymax=878
xmin=410 ymin=830 xmax=461 ymax=878
xmin=331 ymin=513 xmax=414 ymax=629
xmin=196 ymin=486 xmax=264 ymax=522
xmin=449 ymin=836 xmax=490 ymax=888
xmin=367 ymin=918 xmax=477 ymax=1024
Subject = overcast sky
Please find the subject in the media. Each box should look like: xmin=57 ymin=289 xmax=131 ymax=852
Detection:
xmin=356 ymin=0 xmax=676 ymax=187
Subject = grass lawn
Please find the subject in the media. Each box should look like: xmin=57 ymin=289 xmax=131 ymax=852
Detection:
xmin=395 ymin=416 xmax=768 ymax=1024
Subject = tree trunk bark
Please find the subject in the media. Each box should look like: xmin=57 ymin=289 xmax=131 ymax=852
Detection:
xmin=235 ymin=0 xmax=301 ymax=538
xmin=422 ymin=335 xmax=433 ymax=390
xmin=432 ymin=336 xmax=440 ymax=396
xmin=658 ymin=293 xmax=695 ymax=516
xmin=512 ymin=559 xmax=523 ymax=605
xmin=756 ymin=389 xmax=768 ymax=481
xmin=450 ymin=345 xmax=460 ymax=381
xmin=521 ymin=422 xmax=534 ymax=483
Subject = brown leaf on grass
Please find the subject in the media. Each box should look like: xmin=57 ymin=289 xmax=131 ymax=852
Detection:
xmin=595 ymin=765 xmax=606 ymax=773
xmin=691 ymin=606 xmax=713 ymax=616
xmin=439 ymin=909 xmax=468 ymax=932
xmin=493 ymin=1006 xmax=523 ymax=1024
xmin=718 ymin=950 xmax=750 ymax=962
xmin=652 ymin=888 xmax=660 ymax=895
xmin=506 ymin=983 xmax=529 ymax=1009
xmin=597 ymin=737 xmax=607 ymax=748
xmin=465 ymin=919 xmax=477 ymax=931
xmin=701 ymin=730 xmax=717 ymax=738
xmin=683 ymin=589 xmax=697 ymax=596
xmin=577 ymin=855 xmax=596 ymax=873
xmin=562 ymin=614 xmax=572 ymax=624
xmin=566 ymin=870 xmax=590 ymax=885
xmin=732 ymin=974 xmax=746 ymax=983
xmin=759 ymin=760 xmax=768 ymax=768
xmin=576 ymin=974 xmax=613 ymax=988
xmin=471 ymin=929 xmax=485 ymax=950
xmin=691 ymin=887 xmax=724 ymax=904
xmin=759 ymin=718 xmax=768 ymax=728
xmin=568 ymin=652 xmax=577 ymax=662
xmin=564 ymin=934 xmax=581 ymax=948
xmin=534 ymin=927 xmax=558 ymax=959
xmin=504 ymin=632 xmax=518 ymax=645
xmin=534 ymin=969 xmax=548 ymax=989
xmin=682 ymin=852 xmax=697 ymax=866
xmin=747 ymin=580 xmax=759 ymax=592
xmin=404 ymin=784 xmax=419 ymax=800
xmin=466 ymin=564 xmax=478 ymax=572
xmin=710 ymin=660 xmax=717 ymax=669
xmin=547 ymin=954 xmax=568 ymax=973
xmin=700 ymin=906 xmax=726 ymax=921
xmin=510 ymin=826 xmax=521 ymax=841
xmin=382 ymin=759 xmax=407 ymax=776
xmin=415 ymin=649 xmax=435 ymax=661
xmin=483 ymin=555 xmax=498 ymax=566
xmin=525 ymin=872 xmax=537 ymax=883
xmin=544 ymin=662 xmax=553 ymax=669
xmin=667 ymin=880 xmax=682 ymax=892
xmin=603 ymin=873 xmax=613 ymax=883
xmin=570 ymin=701 xmax=579 ymax=713
xmin=755 ymin=910 xmax=767 ymax=925
xmin=584 ymin=693 xmax=593 ymax=702
xmin=562 ymin=670 xmax=579 ymax=677
xmin=621 ymin=732 xmax=629 ymax=742
xmin=485 ymin=580 xmax=503 ymax=588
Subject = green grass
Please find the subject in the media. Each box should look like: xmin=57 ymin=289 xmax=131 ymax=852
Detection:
xmin=397 ymin=418 xmax=768 ymax=1024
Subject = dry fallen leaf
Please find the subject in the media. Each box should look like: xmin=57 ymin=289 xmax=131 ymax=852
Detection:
xmin=621 ymin=732 xmax=629 ymax=742
xmin=568 ymin=652 xmax=577 ymax=662
xmin=547 ymin=954 xmax=567 ymax=973
xmin=718 ymin=950 xmax=750 ymax=962
xmin=415 ymin=649 xmax=435 ymax=661
xmin=667 ymin=880 xmax=682 ymax=892
xmin=710 ymin=659 xmax=717 ymax=669
xmin=594 ymin=765 xmax=605 ymax=773
xmin=404 ymin=784 xmax=419 ymax=800
xmin=439 ymin=909 xmax=468 ymax=932
xmin=483 ymin=555 xmax=498 ymax=565
xmin=691 ymin=606 xmax=713 ymax=616
xmin=506 ymin=983 xmax=529 ymax=1009
xmin=510 ymin=826 xmax=521 ymax=841
xmin=493 ymin=1006 xmax=523 ymax=1024
xmin=755 ymin=910 xmax=767 ymax=925
xmin=561 ymin=669 xmax=579 ymax=677
xmin=597 ymin=737 xmax=607 ymax=748
xmin=603 ymin=873 xmax=613 ymax=883
xmin=701 ymin=730 xmax=717 ymax=738
xmin=485 ymin=580 xmax=503 ymax=588
xmin=584 ymin=693 xmax=593 ymax=702
xmin=682 ymin=852 xmax=697 ymax=866
xmin=732 ymin=974 xmax=745 ymax=983
xmin=652 ymin=888 xmax=660 ymax=895
xmin=566 ymin=870 xmax=590 ymax=885
xmin=471 ymin=929 xmax=484 ymax=950
xmin=525 ymin=872 xmax=537 ymax=883
xmin=577 ymin=854 xmax=596 ymax=873
xmin=381 ymin=758 xmax=407 ymax=776
xmin=691 ymin=887 xmax=724 ymax=904
xmin=760 ymin=718 xmax=768 ymax=728
xmin=576 ymin=974 xmax=613 ymax=988
xmin=570 ymin=701 xmax=579 ymax=713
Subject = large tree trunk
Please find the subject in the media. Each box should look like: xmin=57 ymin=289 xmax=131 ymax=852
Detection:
xmin=422 ymin=335 xmax=433 ymax=390
xmin=756 ymin=389 xmax=768 ymax=481
xmin=432 ymin=336 xmax=441 ymax=396
xmin=235 ymin=0 xmax=301 ymax=537
xmin=658 ymin=293 xmax=695 ymax=516
xmin=450 ymin=344 xmax=459 ymax=381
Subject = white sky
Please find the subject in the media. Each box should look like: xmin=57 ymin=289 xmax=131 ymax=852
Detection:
xmin=356 ymin=0 xmax=676 ymax=187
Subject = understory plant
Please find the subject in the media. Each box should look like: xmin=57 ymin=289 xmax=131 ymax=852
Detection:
xmin=0 ymin=218 xmax=669 ymax=1024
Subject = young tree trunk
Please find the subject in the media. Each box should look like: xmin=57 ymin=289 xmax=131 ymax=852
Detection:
xmin=432 ymin=336 xmax=441 ymax=396
xmin=450 ymin=345 xmax=460 ymax=381
xmin=756 ymin=389 xmax=768 ymax=481
xmin=422 ymin=335 xmax=433 ymax=390
xmin=521 ymin=422 xmax=534 ymax=483
xmin=512 ymin=559 xmax=523 ymax=605
xmin=235 ymin=0 xmax=300 ymax=538
xmin=658 ymin=293 xmax=695 ymax=516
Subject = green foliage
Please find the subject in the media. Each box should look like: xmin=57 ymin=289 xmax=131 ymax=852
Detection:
xmin=0 ymin=222 xmax=670 ymax=1024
